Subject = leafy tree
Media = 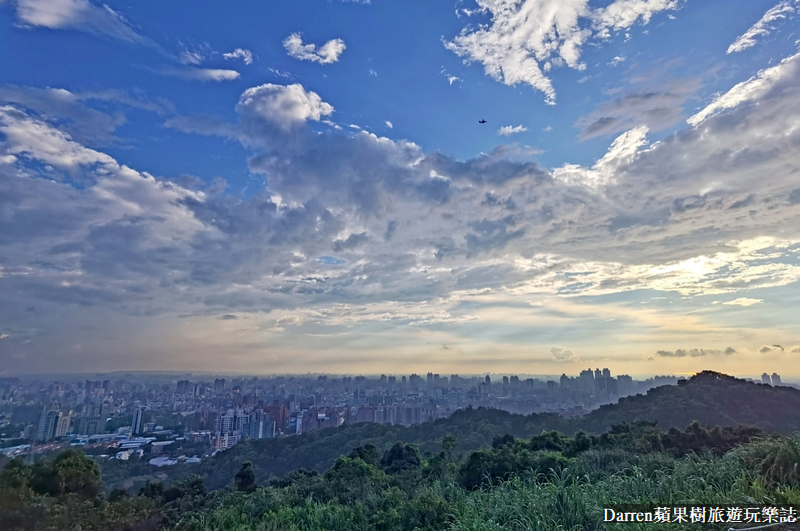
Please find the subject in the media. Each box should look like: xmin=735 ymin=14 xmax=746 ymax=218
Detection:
xmin=348 ymin=443 xmax=381 ymax=468
xmin=235 ymin=461 xmax=256 ymax=493
xmin=381 ymin=442 xmax=422 ymax=474
xmin=52 ymin=448 xmax=102 ymax=499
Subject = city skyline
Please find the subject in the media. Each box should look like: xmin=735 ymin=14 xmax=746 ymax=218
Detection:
xmin=2 ymin=0 xmax=800 ymax=376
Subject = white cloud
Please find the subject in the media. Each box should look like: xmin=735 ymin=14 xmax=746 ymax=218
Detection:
xmin=593 ymin=0 xmax=682 ymax=34
xmin=0 ymin=333 xmax=9 ymax=339
xmin=1 ymin=105 xmax=116 ymax=171
xmin=283 ymin=33 xmax=346 ymax=64
xmin=550 ymin=345 xmax=577 ymax=360
xmin=236 ymin=83 xmax=334 ymax=130
xmin=444 ymin=0 xmax=681 ymax=103
xmin=688 ymin=51 xmax=800 ymax=126
xmin=223 ymin=48 xmax=254 ymax=65
xmin=163 ymin=68 xmax=241 ymax=82
xmin=723 ymin=297 xmax=763 ymax=306
xmin=554 ymin=125 xmax=649 ymax=187
xmin=608 ymin=55 xmax=626 ymax=66
xmin=497 ymin=125 xmax=528 ymax=136
xmin=10 ymin=0 xmax=152 ymax=45
xmin=385 ymin=121 xmax=393 ymax=129
xmin=727 ymin=1 xmax=796 ymax=54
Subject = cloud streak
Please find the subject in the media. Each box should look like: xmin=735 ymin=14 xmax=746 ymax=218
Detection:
xmin=727 ymin=1 xmax=797 ymax=54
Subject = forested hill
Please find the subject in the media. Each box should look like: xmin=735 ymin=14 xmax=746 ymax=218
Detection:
xmin=578 ymin=370 xmax=800 ymax=434
xmin=158 ymin=371 xmax=800 ymax=490
xmin=165 ymin=409 xmax=574 ymax=490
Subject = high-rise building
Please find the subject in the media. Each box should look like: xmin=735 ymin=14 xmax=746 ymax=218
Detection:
xmin=214 ymin=379 xmax=225 ymax=394
xmin=36 ymin=409 xmax=59 ymax=441
xmin=77 ymin=416 xmax=103 ymax=436
xmin=177 ymin=380 xmax=190 ymax=394
xmin=36 ymin=409 xmax=72 ymax=441
xmin=617 ymin=374 xmax=634 ymax=395
xmin=772 ymin=373 xmax=782 ymax=385
xmin=132 ymin=407 xmax=145 ymax=435
xmin=54 ymin=410 xmax=71 ymax=438
xmin=761 ymin=373 xmax=772 ymax=385
xmin=602 ymin=368 xmax=611 ymax=378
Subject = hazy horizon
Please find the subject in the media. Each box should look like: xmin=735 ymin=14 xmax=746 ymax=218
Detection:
xmin=2 ymin=0 xmax=800 ymax=376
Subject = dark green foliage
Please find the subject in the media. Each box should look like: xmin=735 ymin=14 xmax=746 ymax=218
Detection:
xmin=234 ymin=461 xmax=256 ymax=493
xmin=0 ymin=449 xmax=101 ymax=499
xmin=381 ymin=442 xmax=422 ymax=474
xmin=159 ymin=407 xmax=573 ymax=490
xmin=139 ymin=480 xmax=165 ymax=499
xmin=459 ymin=445 xmax=574 ymax=490
xmin=324 ymin=456 xmax=388 ymax=506
xmin=348 ymin=442 xmax=382 ymax=468
xmin=108 ymin=486 xmax=128 ymax=502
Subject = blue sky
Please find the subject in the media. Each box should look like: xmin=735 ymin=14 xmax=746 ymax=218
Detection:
xmin=1 ymin=0 xmax=800 ymax=378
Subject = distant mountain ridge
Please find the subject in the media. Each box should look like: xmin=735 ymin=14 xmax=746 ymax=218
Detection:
xmin=155 ymin=370 xmax=800 ymax=490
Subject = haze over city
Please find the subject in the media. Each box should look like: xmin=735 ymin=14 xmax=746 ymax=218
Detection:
xmin=2 ymin=0 xmax=800 ymax=378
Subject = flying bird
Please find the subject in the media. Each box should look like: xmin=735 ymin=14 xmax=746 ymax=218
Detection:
xmin=478 ymin=119 xmax=487 ymax=124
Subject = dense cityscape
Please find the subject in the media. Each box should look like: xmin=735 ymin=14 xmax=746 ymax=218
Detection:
xmin=0 ymin=369 xmax=791 ymax=466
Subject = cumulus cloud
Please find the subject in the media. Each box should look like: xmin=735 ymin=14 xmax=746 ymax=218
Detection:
xmin=283 ymin=33 xmax=346 ymax=64
xmin=236 ymin=83 xmax=333 ymax=132
xmin=223 ymin=48 xmax=254 ymax=65
xmin=554 ymin=125 xmax=648 ymax=186
xmin=8 ymin=0 xmax=152 ymax=45
xmin=550 ymin=345 xmax=576 ymax=360
xmin=727 ymin=1 xmax=797 ymax=54
xmin=444 ymin=0 xmax=681 ymax=103
xmin=498 ymin=125 xmax=528 ymax=136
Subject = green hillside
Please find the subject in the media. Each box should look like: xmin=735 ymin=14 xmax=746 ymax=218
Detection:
xmin=579 ymin=371 xmax=800 ymax=434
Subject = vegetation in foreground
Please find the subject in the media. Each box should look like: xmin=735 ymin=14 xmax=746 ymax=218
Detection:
xmin=2 ymin=420 xmax=799 ymax=531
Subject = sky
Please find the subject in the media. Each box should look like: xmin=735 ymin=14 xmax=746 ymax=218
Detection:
xmin=1 ymin=0 xmax=800 ymax=378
